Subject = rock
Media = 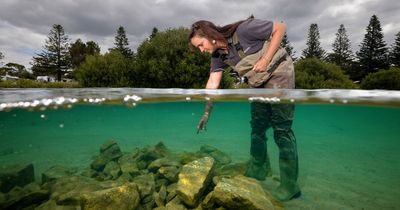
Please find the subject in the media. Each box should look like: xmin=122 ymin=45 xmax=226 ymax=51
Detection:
xmin=118 ymin=154 xmax=140 ymax=176
xmin=166 ymin=183 xmax=177 ymax=202
xmin=0 ymin=183 xmax=49 ymax=210
xmin=202 ymin=175 xmax=278 ymax=210
xmin=158 ymin=166 xmax=180 ymax=182
xmin=0 ymin=163 xmax=34 ymax=193
xmin=153 ymin=185 xmax=167 ymax=207
xmin=42 ymin=176 xmax=102 ymax=206
xmin=116 ymin=172 xmax=132 ymax=183
xmin=103 ymin=161 xmax=121 ymax=180
xmin=214 ymin=162 xmax=247 ymax=177
xmin=34 ymin=200 xmax=80 ymax=210
xmin=132 ymin=173 xmax=155 ymax=199
xmin=177 ymin=152 xmax=204 ymax=165
xmin=42 ymin=165 xmax=75 ymax=183
xmin=90 ymin=140 xmax=123 ymax=171
xmin=135 ymin=142 xmax=169 ymax=170
xmin=199 ymin=145 xmax=231 ymax=166
xmin=155 ymin=178 xmax=169 ymax=191
xmin=165 ymin=196 xmax=187 ymax=210
xmin=81 ymin=183 xmax=140 ymax=210
xmin=80 ymin=168 xmax=97 ymax=178
xmin=148 ymin=157 xmax=181 ymax=172
xmin=176 ymin=157 xmax=215 ymax=207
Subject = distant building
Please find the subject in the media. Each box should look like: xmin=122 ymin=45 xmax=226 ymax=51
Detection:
xmin=36 ymin=76 xmax=56 ymax=83
xmin=1 ymin=73 xmax=19 ymax=81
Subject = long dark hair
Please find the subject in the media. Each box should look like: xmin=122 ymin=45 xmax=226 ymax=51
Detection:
xmin=189 ymin=15 xmax=254 ymax=50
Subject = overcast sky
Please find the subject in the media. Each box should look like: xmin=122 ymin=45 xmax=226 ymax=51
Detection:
xmin=0 ymin=0 xmax=399 ymax=68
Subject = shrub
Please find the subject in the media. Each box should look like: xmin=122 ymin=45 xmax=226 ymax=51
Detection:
xmin=360 ymin=68 xmax=400 ymax=90
xmin=295 ymin=58 xmax=357 ymax=89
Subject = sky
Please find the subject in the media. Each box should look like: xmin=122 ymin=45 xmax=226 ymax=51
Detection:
xmin=0 ymin=0 xmax=399 ymax=69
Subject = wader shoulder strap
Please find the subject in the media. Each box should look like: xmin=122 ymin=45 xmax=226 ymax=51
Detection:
xmin=222 ymin=32 xmax=246 ymax=67
xmin=232 ymin=32 xmax=246 ymax=59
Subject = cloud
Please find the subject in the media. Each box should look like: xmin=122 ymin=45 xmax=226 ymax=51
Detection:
xmin=0 ymin=0 xmax=399 ymax=68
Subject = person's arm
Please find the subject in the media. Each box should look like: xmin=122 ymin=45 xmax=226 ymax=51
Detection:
xmin=253 ymin=22 xmax=286 ymax=72
xmin=197 ymin=71 xmax=223 ymax=133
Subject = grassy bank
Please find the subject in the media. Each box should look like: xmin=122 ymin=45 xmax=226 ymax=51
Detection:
xmin=0 ymin=79 xmax=81 ymax=88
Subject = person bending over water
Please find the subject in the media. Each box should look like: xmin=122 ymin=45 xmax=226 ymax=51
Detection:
xmin=189 ymin=16 xmax=301 ymax=201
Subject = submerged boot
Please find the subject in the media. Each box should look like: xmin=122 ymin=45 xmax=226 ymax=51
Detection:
xmin=275 ymin=159 xmax=301 ymax=201
xmin=245 ymin=157 xmax=266 ymax=181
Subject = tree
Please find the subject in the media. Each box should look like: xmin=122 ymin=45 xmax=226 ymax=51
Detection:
xmin=327 ymin=24 xmax=354 ymax=72
xmin=280 ymin=32 xmax=295 ymax=60
xmin=75 ymin=51 xmax=133 ymax=87
xmin=69 ymin=39 xmax=100 ymax=69
xmin=295 ymin=58 xmax=356 ymax=89
xmin=302 ymin=23 xmax=325 ymax=60
xmin=0 ymin=52 xmax=4 ymax=66
xmin=69 ymin=39 xmax=86 ymax=69
xmin=133 ymin=28 xmax=226 ymax=88
xmin=110 ymin=26 xmax=133 ymax=58
xmin=389 ymin=31 xmax=400 ymax=67
xmin=31 ymin=24 xmax=70 ymax=81
xmin=86 ymin=41 xmax=101 ymax=55
xmin=356 ymin=15 xmax=389 ymax=77
xmin=150 ymin=27 xmax=159 ymax=39
xmin=360 ymin=67 xmax=400 ymax=90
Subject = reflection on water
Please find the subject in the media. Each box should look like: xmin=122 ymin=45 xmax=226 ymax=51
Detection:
xmin=0 ymin=88 xmax=399 ymax=209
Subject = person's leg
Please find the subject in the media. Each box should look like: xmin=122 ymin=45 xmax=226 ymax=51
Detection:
xmin=245 ymin=101 xmax=272 ymax=180
xmin=271 ymin=103 xmax=301 ymax=201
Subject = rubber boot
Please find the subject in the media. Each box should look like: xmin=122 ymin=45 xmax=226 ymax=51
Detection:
xmin=245 ymin=157 xmax=266 ymax=181
xmin=245 ymin=149 xmax=273 ymax=181
xmin=275 ymin=159 xmax=301 ymax=201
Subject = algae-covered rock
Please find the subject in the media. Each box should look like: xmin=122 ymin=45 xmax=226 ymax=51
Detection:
xmin=0 ymin=182 xmax=49 ymax=210
xmin=202 ymin=175 xmax=278 ymax=210
xmin=158 ymin=166 xmax=180 ymax=182
xmin=81 ymin=182 xmax=140 ymax=210
xmin=214 ymin=162 xmax=247 ymax=177
xmin=43 ymin=176 xmax=103 ymax=206
xmin=42 ymin=165 xmax=75 ymax=183
xmin=148 ymin=157 xmax=181 ymax=172
xmin=132 ymin=173 xmax=156 ymax=199
xmin=199 ymin=145 xmax=231 ymax=166
xmin=103 ymin=161 xmax=121 ymax=180
xmin=34 ymin=199 xmax=80 ymax=210
xmin=90 ymin=140 xmax=123 ymax=171
xmin=176 ymin=157 xmax=215 ymax=207
xmin=118 ymin=154 xmax=140 ymax=176
xmin=0 ymin=163 xmax=34 ymax=193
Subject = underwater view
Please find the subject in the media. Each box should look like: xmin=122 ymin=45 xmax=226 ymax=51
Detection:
xmin=0 ymin=88 xmax=399 ymax=210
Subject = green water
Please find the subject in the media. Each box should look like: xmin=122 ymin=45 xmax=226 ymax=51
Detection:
xmin=1 ymin=101 xmax=400 ymax=209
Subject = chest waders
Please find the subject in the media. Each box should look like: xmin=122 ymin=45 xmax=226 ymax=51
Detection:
xmin=227 ymin=33 xmax=301 ymax=201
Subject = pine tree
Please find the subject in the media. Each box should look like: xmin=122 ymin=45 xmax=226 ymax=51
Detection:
xmin=150 ymin=27 xmax=159 ymax=39
xmin=302 ymin=23 xmax=325 ymax=59
xmin=280 ymin=32 xmax=295 ymax=60
xmin=327 ymin=24 xmax=353 ymax=70
xmin=356 ymin=15 xmax=389 ymax=75
xmin=389 ymin=31 xmax=400 ymax=67
xmin=31 ymin=24 xmax=70 ymax=81
xmin=0 ymin=52 xmax=4 ymax=66
xmin=69 ymin=39 xmax=100 ymax=69
xmin=110 ymin=26 xmax=133 ymax=58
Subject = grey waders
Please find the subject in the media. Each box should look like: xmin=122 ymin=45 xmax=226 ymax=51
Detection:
xmin=226 ymin=33 xmax=301 ymax=201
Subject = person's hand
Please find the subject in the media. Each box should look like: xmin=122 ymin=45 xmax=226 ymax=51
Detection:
xmin=253 ymin=57 xmax=269 ymax=73
xmin=197 ymin=112 xmax=209 ymax=134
